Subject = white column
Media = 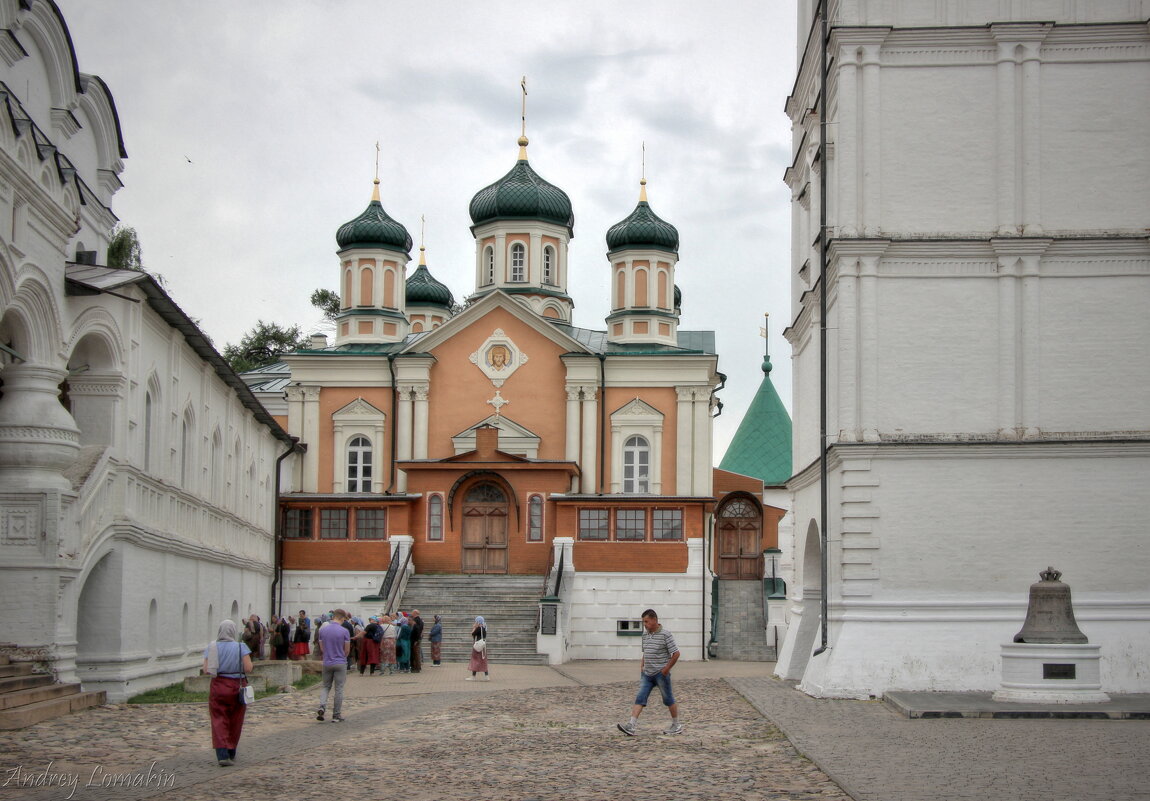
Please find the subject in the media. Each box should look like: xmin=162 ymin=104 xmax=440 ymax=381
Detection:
xmin=413 ymin=385 xmax=429 ymax=460
xmin=0 ymin=363 xmax=79 ymax=491
xmin=566 ymin=385 xmax=581 ymax=492
xmin=858 ymin=251 xmax=880 ymax=442
xmin=651 ymin=424 xmax=663 ymax=495
xmin=675 ymin=387 xmax=693 ymax=495
xmin=996 ymin=253 xmax=1020 ymax=438
xmin=692 ymin=387 xmax=710 ymax=495
xmin=529 ymin=233 xmax=542 ymax=283
xmin=396 ymin=385 xmax=413 ymax=492
xmin=993 ymin=38 xmax=1019 ymax=234
xmin=859 ymin=43 xmax=882 ymax=236
xmin=836 ymin=45 xmax=859 ymax=237
xmin=837 ymin=254 xmax=860 ymax=442
xmin=580 ymin=387 xmax=597 ymax=494
xmin=301 ymin=385 xmax=321 ymax=492
xmin=495 ymin=233 xmax=507 ymax=284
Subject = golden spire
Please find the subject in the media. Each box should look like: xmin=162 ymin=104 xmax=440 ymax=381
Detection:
xmin=419 ymin=214 xmax=427 ymax=266
xmin=372 ymin=140 xmax=381 ymax=201
xmin=639 ymin=141 xmax=648 ymax=203
xmin=518 ymin=76 xmax=529 ymax=160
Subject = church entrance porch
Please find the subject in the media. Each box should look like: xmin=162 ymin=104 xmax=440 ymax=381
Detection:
xmin=461 ymin=482 xmax=509 ymax=574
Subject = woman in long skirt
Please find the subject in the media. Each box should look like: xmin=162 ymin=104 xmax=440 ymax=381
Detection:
xmin=466 ymin=616 xmax=488 ymax=681
xmin=359 ymin=617 xmax=381 ymax=675
xmin=397 ymin=617 xmax=412 ymax=672
xmin=202 ymin=620 xmax=253 ymax=766
xmin=429 ymin=615 xmax=443 ymax=666
xmin=379 ymin=615 xmax=397 ymax=675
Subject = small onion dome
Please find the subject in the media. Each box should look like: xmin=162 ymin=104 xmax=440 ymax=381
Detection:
xmin=336 ymin=182 xmax=413 ymax=252
xmin=469 ymin=157 xmax=574 ymax=230
xmin=406 ymin=255 xmax=454 ymax=308
xmin=606 ymin=194 xmax=679 ymax=254
xmin=673 ymin=284 xmax=682 ymax=310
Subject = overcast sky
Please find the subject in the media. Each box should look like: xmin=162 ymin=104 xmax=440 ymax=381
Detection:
xmin=57 ymin=1 xmax=798 ymax=460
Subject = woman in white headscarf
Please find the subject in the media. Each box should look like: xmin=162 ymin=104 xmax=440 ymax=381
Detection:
xmin=466 ymin=616 xmax=489 ymax=681
xmin=202 ymin=620 xmax=253 ymax=767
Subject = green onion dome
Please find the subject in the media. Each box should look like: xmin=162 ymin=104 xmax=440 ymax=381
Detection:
xmin=336 ymin=182 xmax=412 ymax=252
xmin=469 ymin=147 xmax=574 ymax=231
xmin=406 ymin=252 xmax=454 ymax=308
xmin=674 ymin=284 xmax=682 ymax=311
xmin=606 ymin=187 xmax=679 ymax=254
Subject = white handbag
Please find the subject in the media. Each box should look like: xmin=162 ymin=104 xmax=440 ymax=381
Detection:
xmin=473 ymin=639 xmax=486 ymax=652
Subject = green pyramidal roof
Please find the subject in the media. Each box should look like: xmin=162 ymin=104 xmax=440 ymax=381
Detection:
xmin=719 ymin=356 xmax=792 ymax=486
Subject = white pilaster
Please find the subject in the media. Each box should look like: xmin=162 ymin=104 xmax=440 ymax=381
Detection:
xmin=301 ymin=385 xmax=321 ymax=493
xmin=580 ymin=387 xmax=597 ymax=493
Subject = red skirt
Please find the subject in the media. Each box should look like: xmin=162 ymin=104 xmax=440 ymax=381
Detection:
xmin=291 ymin=641 xmax=309 ymax=658
xmin=208 ymin=676 xmax=246 ymax=749
xmin=359 ymin=638 xmax=381 ymax=666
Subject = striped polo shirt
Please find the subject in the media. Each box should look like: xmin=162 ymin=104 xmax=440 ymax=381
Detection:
xmin=641 ymin=625 xmax=679 ymax=675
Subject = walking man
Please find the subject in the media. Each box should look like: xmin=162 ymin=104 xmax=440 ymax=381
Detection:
xmin=315 ymin=609 xmax=351 ymax=723
xmin=618 ymin=609 xmax=682 ymax=735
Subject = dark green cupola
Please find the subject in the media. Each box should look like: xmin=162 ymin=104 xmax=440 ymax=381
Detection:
xmin=406 ymin=248 xmax=454 ymax=308
xmin=336 ymin=180 xmax=413 ymax=253
xmin=606 ymin=180 xmax=679 ymax=254
xmin=469 ymin=136 xmax=574 ymax=232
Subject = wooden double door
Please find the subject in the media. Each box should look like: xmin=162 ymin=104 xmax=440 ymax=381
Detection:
xmin=717 ymin=498 xmax=763 ymax=580
xmin=461 ymin=482 xmax=508 ymax=574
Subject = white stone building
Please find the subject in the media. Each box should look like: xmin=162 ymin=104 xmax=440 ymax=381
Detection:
xmin=0 ymin=0 xmax=296 ymax=701
xmin=777 ymin=0 xmax=1150 ymax=697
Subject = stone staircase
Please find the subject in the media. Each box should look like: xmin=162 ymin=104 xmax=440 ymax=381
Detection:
xmin=399 ymin=575 xmax=549 ymax=666
xmin=0 ymin=655 xmax=106 ymax=729
xmin=711 ymin=580 xmax=775 ymax=661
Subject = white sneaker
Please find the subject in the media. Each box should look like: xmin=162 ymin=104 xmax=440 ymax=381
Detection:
xmin=465 ymin=676 xmax=476 ymax=681
xmin=662 ymin=722 xmax=684 ymax=735
xmin=617 ymin=721 xmax=637 ymax=736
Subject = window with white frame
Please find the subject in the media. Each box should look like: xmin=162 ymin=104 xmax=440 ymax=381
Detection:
xmin=346 ymin=436 xmax=372 ymax=492
xmin=528 ymin=494 xmax=544 ymax=541
xmin=428 ymin=494 xmax=444 ymax=541
xmin=543 ymin=246 xmax=555 ymax=284
xmin=510 ymin=242 xmax=526 ymax=281
xmin=610 ymin=399 xmax=663 ymax=494
xmin=484 ymin=246 xmax=495 ymax=285
xmin=623 ymin=435 xmax=650 ymax=493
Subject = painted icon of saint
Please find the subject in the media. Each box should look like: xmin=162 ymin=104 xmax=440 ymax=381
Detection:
xmin=488 ymin=344 xmax=510 ymax=371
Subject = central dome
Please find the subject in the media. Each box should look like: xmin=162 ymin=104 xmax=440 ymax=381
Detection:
xmin=469 ymin=159 xmax=574 ymax=231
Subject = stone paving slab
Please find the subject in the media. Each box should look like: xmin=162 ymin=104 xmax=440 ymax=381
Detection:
xmin=0 ymin=661 xmax=840 ymax=801
xmin=884 ymin=690 xmax=1150 ymax=719
xmin=730 ymin=676 xmax=1150 ymax=801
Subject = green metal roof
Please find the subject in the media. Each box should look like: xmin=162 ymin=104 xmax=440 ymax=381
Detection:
xmin=405 ymin=263 xmax=454 ymax=307
xmin=551 ymin=323 xmax=715 ymax=355
xmin=336 ymin=198 xmax=412 ymax=253
xmin=606 ymin=200 xmax=679 ymax=254
xmin=469 ymin=159 xmax=574 ymax=231
xmin=719 ymin=355 xmax=792 ymax=486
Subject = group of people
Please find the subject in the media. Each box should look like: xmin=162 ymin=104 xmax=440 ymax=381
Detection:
xmin=205 ymin=607 xmax=694 ymax=770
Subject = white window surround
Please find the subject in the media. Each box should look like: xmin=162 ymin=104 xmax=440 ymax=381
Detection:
xmin=332 ymin=398 xmax=386 ymax=493
xmin=609 ymin=399 xmax=663 ymax=494
xmin=484 ymin=246 xmax=495 ymax=285
xmin=543 ymin=246 xmax=554 ymax=284
xmin=346 ymin=435 xmax=372 ymax=492
xmin=622 ymin=435 xmax=650 ymax=494
xmin=528 ymin=493 xmax=544 ymax=542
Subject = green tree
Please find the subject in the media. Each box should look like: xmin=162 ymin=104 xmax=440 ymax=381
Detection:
xmin=310 ymin=288 xmax=341 ymax=321
xmin=222 ymin=320 xmax=309 ymax=373
xmin=107 ymin=224 xmax=143 ymax=270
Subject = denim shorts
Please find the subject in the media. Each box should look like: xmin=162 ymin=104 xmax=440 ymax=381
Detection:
xmin=634 ymin=671 xmax=675 ymax=707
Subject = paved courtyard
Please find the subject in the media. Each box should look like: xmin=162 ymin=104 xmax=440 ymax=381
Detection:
xmin=1 ymin=660 xmax=1147 ymax=801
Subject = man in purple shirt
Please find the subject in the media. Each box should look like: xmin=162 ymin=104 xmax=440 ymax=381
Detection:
xmin=316 ymin=608 xmax=351 ymax=722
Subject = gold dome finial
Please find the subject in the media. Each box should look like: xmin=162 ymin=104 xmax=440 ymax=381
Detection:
xmin=419 ymin=215 xmax=427 ymax=265
xmin=372 ymin=141 xmax=381 ymax=201
xmin=518 ymin=76 xmax=529 ymax=160
xmin=639 ymin=141 xmax=648 ymax=202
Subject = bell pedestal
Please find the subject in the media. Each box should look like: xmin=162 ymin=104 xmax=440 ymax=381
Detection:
xmin=992 ymin=642 xmax=1109 ymax=703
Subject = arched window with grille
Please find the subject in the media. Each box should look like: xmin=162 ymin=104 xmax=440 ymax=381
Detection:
xmin=510 ymin=242 xmax=526 ymax=282
xmin=623 ymin=435 xmax=650 ymax=493
xmin=543 ymin=246 xmax=555 ymax=284
xmin=428 ymin=494 xmax=444 ymax=541
xmin=528 ymin=494 xmax=544 ymax=541
xmin=346 ymin=436 xmax=372 ymax=492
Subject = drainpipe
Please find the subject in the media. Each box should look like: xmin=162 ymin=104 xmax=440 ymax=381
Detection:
xmin=597 ymin=353 xmax=606 ymax=494
xmin=385 ymin=353 xmax=397 ymax=494
xmin=813 ymin=0 xmax=830 ymax=657
xmin=270 ymin=436 xmax=305 ymax=618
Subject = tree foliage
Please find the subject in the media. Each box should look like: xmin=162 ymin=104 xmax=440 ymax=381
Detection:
xmin=107 ymin=224 xmax=143 ymax=270
xmin=310 ymin=288 xmax=341 ymax=321
xmin=222 ymin=320 xmax=309 ymax=373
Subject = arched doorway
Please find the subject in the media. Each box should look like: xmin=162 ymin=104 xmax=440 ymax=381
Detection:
xmin=76 ymin=550 xmax=124 ymax=668
xmin=716 ymin=497 xmax=763 ymax=579
xmin=461 ymin=482 xmax=508 ymax=574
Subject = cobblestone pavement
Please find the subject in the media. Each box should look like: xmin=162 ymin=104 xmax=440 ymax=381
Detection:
xmin=730 ymin=677 xmax=1150 ymax=801
xmin=1 ymin=661 xmax=848 ymax=801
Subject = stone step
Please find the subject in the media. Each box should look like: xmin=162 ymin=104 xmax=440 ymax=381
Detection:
xmin=0 ymin=662 xmax=34 ymax=679
xmin=0 ymin=672 xmax=54 ymax=694
xmin=0 ymin=689 xmax=106 ymax=730
xmin=0 ymin=682 xmax=78 ymax=711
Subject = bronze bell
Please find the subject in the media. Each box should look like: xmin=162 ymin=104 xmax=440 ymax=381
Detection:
xmin=1013 ymin=567 xmax=1088 ymax=643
